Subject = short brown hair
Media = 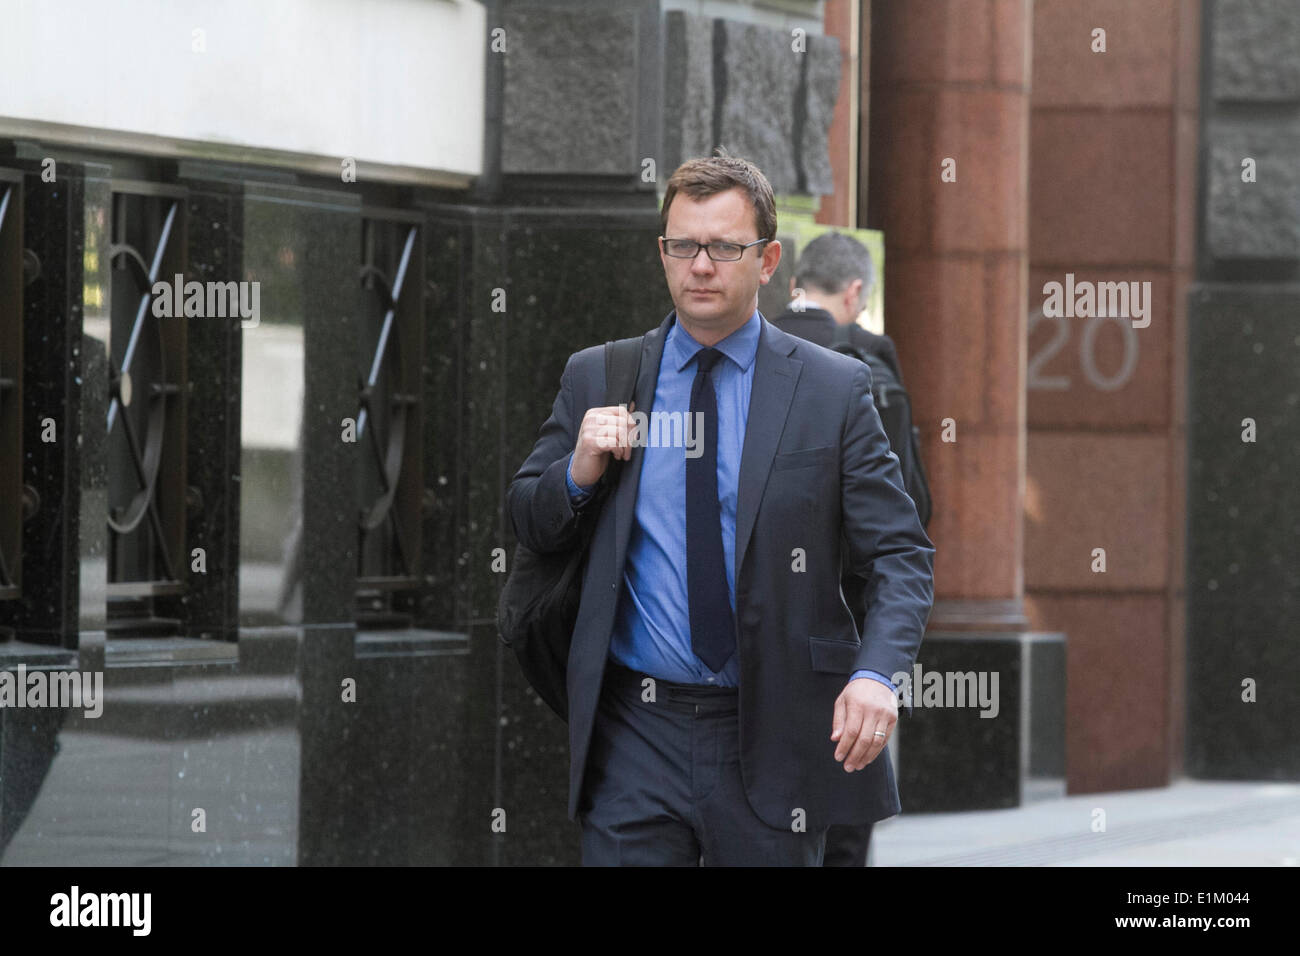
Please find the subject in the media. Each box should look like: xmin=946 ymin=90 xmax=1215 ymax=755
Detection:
xmin=660 ymin=151 xmax=777 ymax=243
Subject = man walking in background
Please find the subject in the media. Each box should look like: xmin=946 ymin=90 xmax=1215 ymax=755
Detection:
xmin=772 ymin=231 xmax=903 ymax=387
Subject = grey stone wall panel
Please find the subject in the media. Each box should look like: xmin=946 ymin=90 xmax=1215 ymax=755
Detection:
xmin=717 ymin=19 xmax=801 ymax=192
xmin=1206 ymin=132 xmax=1300 ymax=260
xmin=502 ymin=7 xmax=641 ymax=175
xmin=802 ymin=33 xmax=842 ymax=194
xmin=663 ymin=11 xmax=716 ymax=173
xmin=1211 ymin=0 xmax=1300 ymax=102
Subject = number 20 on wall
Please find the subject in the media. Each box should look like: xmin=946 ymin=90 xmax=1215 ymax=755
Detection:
xmin=1027 ymin=308 xmax=1140 ymax=392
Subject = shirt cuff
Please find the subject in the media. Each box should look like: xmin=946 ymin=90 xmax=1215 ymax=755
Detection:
xmin=849 ymin=669 xmax=896 ymax=694
xmin=566 ymin=453 xmax=596 ymax=505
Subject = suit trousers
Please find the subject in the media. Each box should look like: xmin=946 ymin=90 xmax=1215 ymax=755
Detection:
xmin=579 ymin=661 xmax=826 ymax=866
xmin=823 ymin=821 xmax=873 ymax=866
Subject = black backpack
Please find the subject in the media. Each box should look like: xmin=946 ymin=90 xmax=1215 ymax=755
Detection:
xmin=497 ymin=336 xmax=644 ymax=720
xmin=829 ymin=324 xmax=932 ymax=528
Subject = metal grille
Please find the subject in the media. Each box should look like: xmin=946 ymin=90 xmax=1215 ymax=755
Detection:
xmin=0 ymin=172 xmax=22 ymax=602
xmin=105 ymin=184 xmax=188 ymax=625
xmin=355 ymin=212 xmax=424 ymax=627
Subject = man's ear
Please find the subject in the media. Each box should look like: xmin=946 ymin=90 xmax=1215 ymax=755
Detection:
xmin=758 ymin=239 xmax=782 ymax=286
xmin=844 ymin=278 xmax=864 ymax=313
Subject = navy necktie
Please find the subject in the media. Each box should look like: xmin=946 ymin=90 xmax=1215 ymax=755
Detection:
xmin=687 ymin=347 xmax=736 ymax=672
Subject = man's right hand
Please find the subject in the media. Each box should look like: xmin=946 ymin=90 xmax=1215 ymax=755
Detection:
xmin=571 ymin=401 xmax=638 ymax=488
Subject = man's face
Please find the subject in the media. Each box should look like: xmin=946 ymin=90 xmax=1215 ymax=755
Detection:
xmin=660 ymin=187 xmax=781 ymax=344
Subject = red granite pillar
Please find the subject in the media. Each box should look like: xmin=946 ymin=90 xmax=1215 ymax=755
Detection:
xmin=1026 ymin=0 xmax=1198 ymax=792
xmin=816 ymin=0 xmax=864 ymax=228
xmin=867 ymin=0 xmax=1032 ymax=631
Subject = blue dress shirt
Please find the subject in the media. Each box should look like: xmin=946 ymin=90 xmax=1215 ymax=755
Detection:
xmin=565 ymin=311 xmax=893 ymax=694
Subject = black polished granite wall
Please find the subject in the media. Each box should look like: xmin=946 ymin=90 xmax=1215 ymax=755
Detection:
xmin=0 ymin=641 xmax=73 ymax=853
xmin=5 ymin=160 xmax=88 ymax=646
xmin=154 ymin=176 xmax=244 ymax=639
xmin=0 ymin=159 xmax=88 ymax=855
xmin=897 ymin=633 xmax=1023 ymax=813
xmin=1186 ymin=1 xmax=1300 ymax=781
xmin=1186 ymin=287 xmax=1300 ymax=779
xmin=0 ymin=142 xmax=671 ymax=864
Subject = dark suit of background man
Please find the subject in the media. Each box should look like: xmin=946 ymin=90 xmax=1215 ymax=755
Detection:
xmin=772 ymin=230 xmax=905 ymax=867
xmin=507 ymin=154 xmax=934 ymax=866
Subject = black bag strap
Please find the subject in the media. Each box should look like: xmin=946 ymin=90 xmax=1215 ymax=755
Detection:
xmin=604 ymin=336 xmax=644 ymax=407
xmin=581 ymin=336 xmax=644 ymax=504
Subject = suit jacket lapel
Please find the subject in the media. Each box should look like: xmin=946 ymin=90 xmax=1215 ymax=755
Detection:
xmin=736 ymin=317 xmax=801 ymax=577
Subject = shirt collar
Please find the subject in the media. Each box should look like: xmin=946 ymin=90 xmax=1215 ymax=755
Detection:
xmin=668 ymin=308 xmax=762 ymax=373
xmin=784 ymin=299 xmax=832 ymax=315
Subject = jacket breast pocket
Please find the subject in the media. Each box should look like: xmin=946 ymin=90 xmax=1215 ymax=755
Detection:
xmin=808 ymin=635 xmax=862 ymax=674
xmin=772 ymin=444 xmax=836 ymax=472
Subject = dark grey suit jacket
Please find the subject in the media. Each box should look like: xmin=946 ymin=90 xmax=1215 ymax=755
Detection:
xmin=506 ymin=311 xmax=935 ymax=830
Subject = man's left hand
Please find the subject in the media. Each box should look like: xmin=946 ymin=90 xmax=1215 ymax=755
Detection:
xmin=831 ymin=678 xmax=898 ymax=772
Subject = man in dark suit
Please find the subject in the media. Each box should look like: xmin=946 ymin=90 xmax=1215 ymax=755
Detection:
xmin=772 ymin=230 xmax=906 ymax=867
xmin=507 ymin=154 xmax=933 ymax=866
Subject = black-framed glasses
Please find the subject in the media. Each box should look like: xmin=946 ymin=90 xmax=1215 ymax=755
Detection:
xmin=660 ymin=236 xmax=770 ymax=261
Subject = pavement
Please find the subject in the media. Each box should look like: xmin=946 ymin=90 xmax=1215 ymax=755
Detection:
xmin=871 ymin=778 xmax=1300 ymax=866
xmin=6 ymin=717 xmax=1297 ymax=866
